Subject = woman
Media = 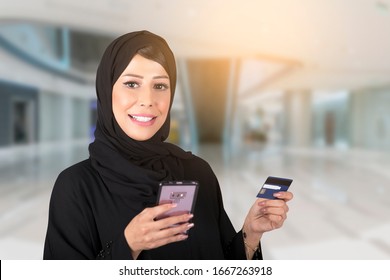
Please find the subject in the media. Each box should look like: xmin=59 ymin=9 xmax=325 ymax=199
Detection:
xmin=43 ymin=30 xmax=293 ymax=260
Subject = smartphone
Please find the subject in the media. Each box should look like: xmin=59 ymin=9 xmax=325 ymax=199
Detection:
xmin=256 ymin=176 xmax=293 ymax=199
xmin=155 ymin=181 xmax=199 ymax=221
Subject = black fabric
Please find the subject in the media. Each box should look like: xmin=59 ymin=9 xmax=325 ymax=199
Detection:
xmin=43 ymin=30 xmax=263 ymax=260
xmin=43 ymin=157 xmax=259 ymax=259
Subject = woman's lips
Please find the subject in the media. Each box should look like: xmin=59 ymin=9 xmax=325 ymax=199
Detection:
xmin=129 ymin=114 xmax=157 ymax=126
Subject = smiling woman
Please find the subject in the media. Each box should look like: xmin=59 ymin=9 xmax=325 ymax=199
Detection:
xmin=112 ymin=54 xmax=171 ymax=141
xmin=43 ymin=30 xmax=293 ymax=260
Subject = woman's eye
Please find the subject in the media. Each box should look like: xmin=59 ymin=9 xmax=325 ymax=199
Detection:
xmin=124 ymin=81 xmax=139 ymax=88
xmin=154 ymin=83 xmax=169 ymax=90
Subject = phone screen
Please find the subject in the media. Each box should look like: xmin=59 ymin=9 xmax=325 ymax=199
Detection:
xmin=155 ymin=181 xmax=199 ymax=220
xmin=256 ymin=176 xmax=293 ymax=199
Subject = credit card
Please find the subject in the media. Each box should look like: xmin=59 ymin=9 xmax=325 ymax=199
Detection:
xmin=257 ymin=176 xmax=293 ymax=199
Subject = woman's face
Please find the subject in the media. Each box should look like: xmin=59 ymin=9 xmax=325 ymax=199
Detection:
xmin=112 ymin=54 xmax=171 ymax=141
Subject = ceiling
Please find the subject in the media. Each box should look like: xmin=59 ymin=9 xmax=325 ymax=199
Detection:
xmin=1 ymin=0 xmax=390 ymax=92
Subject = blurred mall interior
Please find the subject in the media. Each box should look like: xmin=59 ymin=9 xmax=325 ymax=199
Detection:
xmin=0 ymin=0 xmax=390 ymax=260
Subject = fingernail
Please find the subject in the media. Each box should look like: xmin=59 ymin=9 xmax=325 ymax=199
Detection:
xmin=179 ymin=234 xmax=188 ymax=240
xmin=274 ymin=193 xmax=282 ymax=197
xmin=171 ymin=203 xmax=177 ymax=208
xmin=187 ymin=223 xmax=194 ymax=229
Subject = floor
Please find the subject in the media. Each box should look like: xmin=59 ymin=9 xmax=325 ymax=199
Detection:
xmin=0 ymin=142 xmax=389 ymax=260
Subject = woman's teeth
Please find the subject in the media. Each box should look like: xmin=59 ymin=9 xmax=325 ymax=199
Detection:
xmin=131 ymin=115 xmax=154 ymax=122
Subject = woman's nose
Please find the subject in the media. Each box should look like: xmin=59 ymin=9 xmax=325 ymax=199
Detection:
xmin=139 ymin=89 xmax=153 ymax=107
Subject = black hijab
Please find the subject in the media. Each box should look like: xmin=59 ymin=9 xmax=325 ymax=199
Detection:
xmin=89 ymin=30 xmax=193 ymax=206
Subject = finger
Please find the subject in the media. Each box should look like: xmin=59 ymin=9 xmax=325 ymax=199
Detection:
xmin=144 ymin=222 xmax=194 ymax=249
xmin=261 ymin=208 xmax=287 ymax=219
xmin=260 ymin=207 xmax=282 ymax=217
xmin=267 ymin=214 xmax=286 ymax=229
xmin=258 ymin=199 xmax=286 ymax=209
xmin=141 ymin=203 xmax=178 ymax=220
xmin=273 ymin=191 xmax=293 ymax=201
xmin=161 ymin=221 xmax=195 ymax=237
xmin=256 ymin=197 xmax=268 ymax=203
xmin=261 ymin=204 xmax=288 ymax=216
xmin=155 ymin=213 xmax=194 ymax=229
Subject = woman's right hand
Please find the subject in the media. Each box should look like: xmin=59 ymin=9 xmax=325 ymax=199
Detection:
xmin=124 ymin=203 xmax=194 ymax=259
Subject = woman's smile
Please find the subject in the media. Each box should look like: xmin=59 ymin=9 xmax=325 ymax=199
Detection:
xmin=129 ymin=114 xmax=157 ymax=126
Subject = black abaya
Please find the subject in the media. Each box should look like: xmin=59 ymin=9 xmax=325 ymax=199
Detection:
xmin=43 ymin=155 xmax=262 ymax=259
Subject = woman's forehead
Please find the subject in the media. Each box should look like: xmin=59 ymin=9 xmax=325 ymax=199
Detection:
xmin=120 ymin=54 xmax=169 ymax=79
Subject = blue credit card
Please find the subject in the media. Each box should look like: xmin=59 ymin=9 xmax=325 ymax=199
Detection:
xmin=256 ymin=176 xmax=293 ymax=199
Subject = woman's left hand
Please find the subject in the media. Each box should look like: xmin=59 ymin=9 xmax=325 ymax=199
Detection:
xmin=243 ymin=191 xmax=293 ymax=246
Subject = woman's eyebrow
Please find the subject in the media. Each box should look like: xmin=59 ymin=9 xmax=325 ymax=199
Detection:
xmin=153 ymin=75 xmax=169 ymax=80
xmin=122 ymin=74 xmax=169 ymax=80
xmin=122 ymin=74 xmax=143 ymax=79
